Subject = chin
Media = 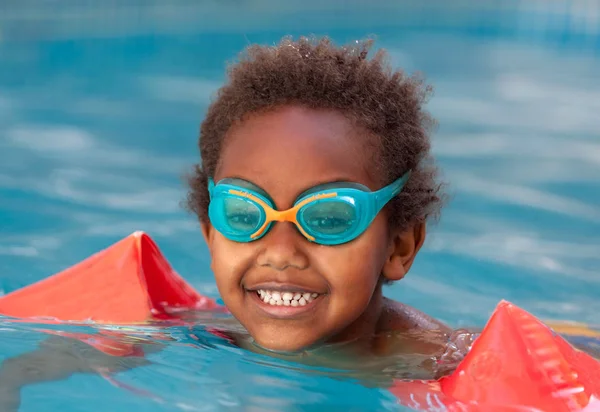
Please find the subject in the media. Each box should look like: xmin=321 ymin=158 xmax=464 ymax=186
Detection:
xmin=252 ymin=331 xmax=319 ymax=353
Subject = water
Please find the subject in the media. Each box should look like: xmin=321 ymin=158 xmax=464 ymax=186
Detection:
xmin=1 ymin=1 xmax=599 ymax=410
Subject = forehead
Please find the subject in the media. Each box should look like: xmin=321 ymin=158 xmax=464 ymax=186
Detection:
xmin=215 ymin=106 xmax=377 ymax=205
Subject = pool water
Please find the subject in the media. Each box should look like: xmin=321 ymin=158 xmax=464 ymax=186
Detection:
xmin=1 ymin=1 xmax=599 ymax=410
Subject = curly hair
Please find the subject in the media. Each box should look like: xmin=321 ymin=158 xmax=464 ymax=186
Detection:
xmin=186 ymin=36 xmax=446 ymax=232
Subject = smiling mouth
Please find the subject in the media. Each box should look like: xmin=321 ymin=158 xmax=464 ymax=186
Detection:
xmin=256 ymin=289 xmax=320 ymax=307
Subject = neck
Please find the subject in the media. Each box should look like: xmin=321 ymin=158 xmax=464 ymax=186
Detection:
xmin=324 ymin=281 xmax=385 ymax=346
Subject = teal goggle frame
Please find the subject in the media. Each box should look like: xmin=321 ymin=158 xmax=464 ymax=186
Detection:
xmin=207 ymin=171 xmax=410 ymax=246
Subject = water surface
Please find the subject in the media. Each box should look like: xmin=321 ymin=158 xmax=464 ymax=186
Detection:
xmin=1 ymin=1 xmax=599 ymax=410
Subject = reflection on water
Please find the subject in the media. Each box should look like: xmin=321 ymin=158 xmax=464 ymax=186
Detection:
xmin=0 ymin=313 xmax=464 ymax=411
xmin=1 ymin=1 xmax=599 ymax=410
xmin=0 ymin=312 xmax=595 ymax=410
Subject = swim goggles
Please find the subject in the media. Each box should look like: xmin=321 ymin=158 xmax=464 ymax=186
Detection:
xmin=207 ymin=171 xmax=411 ymax=246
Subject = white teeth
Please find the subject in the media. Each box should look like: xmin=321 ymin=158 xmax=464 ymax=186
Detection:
xmin=256 ymin=289 xmax=320 ymax=306
xmin=256 ymin=289 xmax=319 ymax=307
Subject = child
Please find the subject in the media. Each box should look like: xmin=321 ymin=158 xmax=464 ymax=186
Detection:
xmin=185 ymin=36 xmax=454 ymax=359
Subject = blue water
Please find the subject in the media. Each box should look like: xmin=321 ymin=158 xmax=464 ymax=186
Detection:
xmin=1 ymin=1 xmax=600 ymax=410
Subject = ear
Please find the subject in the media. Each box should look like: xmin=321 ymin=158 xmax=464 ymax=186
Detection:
xmin=200 ymin=219 xmax=213 ymax=247
xmin=382 ymin=222 xmax=426 ymax=282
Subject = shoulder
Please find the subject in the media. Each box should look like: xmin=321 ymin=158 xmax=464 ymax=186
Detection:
xmin=371 ymin=298 xmax=452 ymax=358
xmin=377 ymin=297 xmax=451 ymax=334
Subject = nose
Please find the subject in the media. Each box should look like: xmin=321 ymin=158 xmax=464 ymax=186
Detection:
xmin=255 ymin=222 xmax=309 ymax=271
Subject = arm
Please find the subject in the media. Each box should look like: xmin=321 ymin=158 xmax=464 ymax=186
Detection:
xmin=0 ymin=335 xmax=157 ymax=412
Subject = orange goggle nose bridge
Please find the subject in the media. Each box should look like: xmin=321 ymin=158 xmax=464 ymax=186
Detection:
xmin=228 ymin=189 xmax=338 ymax=241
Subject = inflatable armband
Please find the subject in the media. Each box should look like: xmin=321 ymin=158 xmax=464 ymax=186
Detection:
xmin=0 ymin=231 xmax=218 ymax=323
xmin=391 ymin=301 xmax=600 ymax=411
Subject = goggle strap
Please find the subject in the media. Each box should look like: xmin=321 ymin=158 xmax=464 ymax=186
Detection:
xmin=374 ymin=170 xmax=411 ymax=212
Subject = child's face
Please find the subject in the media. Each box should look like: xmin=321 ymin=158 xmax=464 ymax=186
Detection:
xmin=202 ymin=106 xmax=412 ymax=352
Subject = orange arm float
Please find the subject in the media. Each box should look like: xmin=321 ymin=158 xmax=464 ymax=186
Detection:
xmin=391 ymin=301 xmax=600 ymax=411
xmin=0 ymin=231 xmax=219 ymax=324
xmin=0 ymin=231 xmax=221 ymax=355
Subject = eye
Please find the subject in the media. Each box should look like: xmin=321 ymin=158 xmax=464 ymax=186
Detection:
xmin=302 ymin=201 xmax=356 ymax=235
xmin=227 ymin=213 xmax=259 ymax=226
xmin=308 ymin=216 xmax=351 ymax=230
xmin=223 ymin=197 xmax=262 ymax=232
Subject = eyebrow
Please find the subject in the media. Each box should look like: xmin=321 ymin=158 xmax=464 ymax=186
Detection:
xmin=227 ymin=175 xmax=358 ymax=190
xmin=221 ymin=175 xmax=363 ymax=201
xmin=222 ymin=175 xmax=271 ymax=198
xmin=294 ymin=177 xmax=368 ymax=197
xmin=222 ymin=175 xmax=266 ymax=190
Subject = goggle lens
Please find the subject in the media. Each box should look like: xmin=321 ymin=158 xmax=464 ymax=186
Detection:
xmin=300 ymin=200 xmax=357 ymax=236
xmin=221 ymin=197 xmax=263 ymax=234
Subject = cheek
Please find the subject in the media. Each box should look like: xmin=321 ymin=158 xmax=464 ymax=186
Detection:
xmin=314 ymin=216 xmax=390 ymax=293
xmin=208 ymin=235 xmax=254 ymax=291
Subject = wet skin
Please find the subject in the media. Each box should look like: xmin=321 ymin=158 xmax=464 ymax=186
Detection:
xmin=202 ymin=105 xmax=449 ymax=353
